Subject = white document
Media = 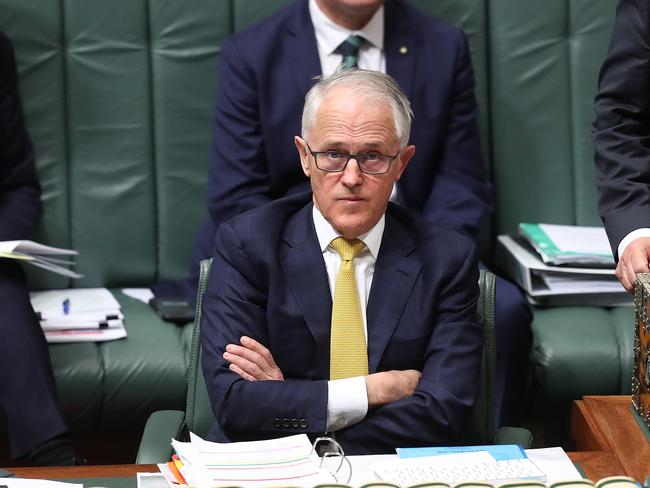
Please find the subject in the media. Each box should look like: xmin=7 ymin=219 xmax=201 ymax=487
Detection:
xmin=0 ymin=240 xmax=78 ymax=255
xmin=30 ymin=288 xmax=121 ymax=319
xmin=122 ymin=288 xmax=155 ymax=304
xmin=171 ymin=432 xmax=335 ymax=488
xmin=372 ymin=451 xmax=546 ymax=485
xmin=0 ymin=479 xmax=82 ymax=487
xmin=518 ymin=223 xmax=615 ymax=266
xmin=0 ymin=240 xmax=82 ymax=278
xmin=525 ymin=447 xmax=582 ymax=482
xmin=538 ymin=224 xmax=613 ymax=256
xmin=137 ymin=472 xmax=171 ymax=488
xmin=43 ymin=325 xmax=127 ymax=343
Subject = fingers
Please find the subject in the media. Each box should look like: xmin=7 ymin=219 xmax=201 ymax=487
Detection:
xmin=616 ymin=261 xmax=634 ymax=293
xmin=223 ymin=336 xmax=284 ymax=381
xmin=223 ymin=346 xmax=267 ymax=380
xmin=240 ymin=336 xmax=280 ymax=370
xmin=617 ymin=238 xmax=650 ymax=293
xmin=229 ymin=362 xmax=257 ymax=382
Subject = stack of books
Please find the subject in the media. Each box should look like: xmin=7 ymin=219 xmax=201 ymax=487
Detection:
xmin=497 ymin=223 xmax=627 ymax=306
xmin=29 ymin=288 xmax=126 ymax=343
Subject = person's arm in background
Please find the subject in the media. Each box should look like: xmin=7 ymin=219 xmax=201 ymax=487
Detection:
xmin=593 ymin=0 xmax=650 ymax=292
xmin=0 ymin=32 xmax=41 ymax=240
xmin=421 ymin=29 xmax=493 ymax=241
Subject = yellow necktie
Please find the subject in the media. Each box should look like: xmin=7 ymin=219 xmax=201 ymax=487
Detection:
xmin=329 ymin=237 xmax=369 ymax=380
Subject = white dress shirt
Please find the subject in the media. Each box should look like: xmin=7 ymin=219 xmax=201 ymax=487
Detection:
xmin=312 ymin=205 xmax=385 ymax=432
xmin=618 ymin=228 xmax=650 ymax=259
xmin=309 ymin=0 xmax=385 ymax=76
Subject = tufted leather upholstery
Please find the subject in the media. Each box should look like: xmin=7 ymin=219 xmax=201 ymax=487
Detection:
xmin=0 ymin=0 xmax=634 ymax=458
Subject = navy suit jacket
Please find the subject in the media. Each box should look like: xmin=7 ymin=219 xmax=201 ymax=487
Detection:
xmin=200 ymin=192 xmax=483 ymax=454
xmin=183 ymin=0 xmax=492 ymax=295
xmin=0 ymin=32 xmax=41 ymax=240
xmin=594 ymin=0 xmax=650 ymax=256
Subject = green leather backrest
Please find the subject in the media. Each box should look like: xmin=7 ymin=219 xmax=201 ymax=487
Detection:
xmin=0 ymin=0 xmax=620 ymax=288
xmin=489 ymin=0 xmax=617 ymax=235
xmin=0 ymin=0 xmax=488 ymax=290
xmin=187 ymin=260 xmax=498 ymax=444
xmin=0 ymin=0 xmax=230 ymax=289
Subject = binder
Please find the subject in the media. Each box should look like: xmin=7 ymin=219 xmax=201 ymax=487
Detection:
xmin=496 ymin=236 xmax=629 ymax=307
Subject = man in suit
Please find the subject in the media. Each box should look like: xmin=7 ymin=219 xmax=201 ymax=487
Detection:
xmin=201 ymin=69 xmax=483 ymax=454
xmin=0 ymin=32 xmax=79 ymax=465
xmin=594 ymin=0 xmax=650 ymax=292
xmin=159 ymin=0 xmax=531 ymax=427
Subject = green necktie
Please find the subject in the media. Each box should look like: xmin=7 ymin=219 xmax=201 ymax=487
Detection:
xmin=337 ymin=35 xmax=364 ymax=69
xmin=329 ymin=237 xmax=368 ymax=380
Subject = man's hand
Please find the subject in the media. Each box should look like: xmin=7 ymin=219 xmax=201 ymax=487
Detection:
xmin=365 ymin=369 xmax=421 ymax=408
xmin=616 ymin=237 xmax=650 ymax=293
xmin=223 ymin=336 xmax=284 ymax=381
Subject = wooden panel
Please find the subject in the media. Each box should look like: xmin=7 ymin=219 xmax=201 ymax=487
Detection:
xmin=571 ymin=395 xmax=650 ymax=482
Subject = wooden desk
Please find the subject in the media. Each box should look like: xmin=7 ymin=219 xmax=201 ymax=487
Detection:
xmin=571 ymin=395 xmax=650 ymax=482
xmin=7 ymin=452 xmax=625 ymax=486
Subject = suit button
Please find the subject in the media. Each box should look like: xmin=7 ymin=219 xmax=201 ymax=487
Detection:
xmin=291 ymin=419 xmax=299 ymax=428
xmin=300 ymin=420 xmax=308 ymax=429
xmin=282 ymin=418 xmax=291 ymax=428
xmin=273 ymin=418 xmax=281 ymax=428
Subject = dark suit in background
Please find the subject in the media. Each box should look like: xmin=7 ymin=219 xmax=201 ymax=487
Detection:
xmin=594 ymin=0 xmax=650 ymax=254
xmin=0 ymin=32 xmax=69 ymax=461
xmin=201 ymin=193 xmax=483 ymax=454
xmin=158 ymin=0 xmax=531 ymax=426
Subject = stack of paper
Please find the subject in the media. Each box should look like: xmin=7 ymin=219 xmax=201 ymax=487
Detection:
xmin=160 ymin=433 xmax=335 ymax=488
xmin=518 ymin=223 xmax=615 ymax=267
xmin=497 ymin=235 xmax=628 ymax=306
xmin=0 ymin=240 xmax=82 ymax=278
xmin=29 ymin=288 xmax=126 ymax=343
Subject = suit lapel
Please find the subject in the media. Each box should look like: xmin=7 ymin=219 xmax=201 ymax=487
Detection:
xmin=366 ymin=208 xmax=422 ymax=372
xmin=280 ymin=202 xmax=332 ymax=371
xmin=384 ymin=0 xmax=415 ymax=101
xmin=284 ymin=0 xmax=322 ymax=98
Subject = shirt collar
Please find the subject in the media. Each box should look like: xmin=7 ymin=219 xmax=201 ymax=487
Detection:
xmin=309 ymin=0 xmax=384 ymax=55
xmin=312 ymin=204 xmax=384 ymax=259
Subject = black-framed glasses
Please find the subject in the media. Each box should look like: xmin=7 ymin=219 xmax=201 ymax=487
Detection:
xmin=305 ymin=143 xmax=400 ymax=175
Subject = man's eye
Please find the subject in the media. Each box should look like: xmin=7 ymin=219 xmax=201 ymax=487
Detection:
xmin=362 ymin=153 xmax=381 ymax=161
xmin=325 ymin=152 xmax=347 ymax=160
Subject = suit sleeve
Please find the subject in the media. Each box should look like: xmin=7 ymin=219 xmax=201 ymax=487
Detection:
xmin=336 ymin=238 xmax=483 ymax=454
xmin=422 ymin=30 xmax=493 ymax=240
xmin=201 ymin=222 xmax=329 ymax=439
xmin=0 ymin=34 xmax=41 ymax=240
xmin=593 ymin=0 xmax=650 ymax=256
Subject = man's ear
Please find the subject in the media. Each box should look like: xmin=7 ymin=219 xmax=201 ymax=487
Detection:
xmin=395 ymin=144 xmax=416 ymax=180
xmin=295 ymin=136 xmax=311 ymax=177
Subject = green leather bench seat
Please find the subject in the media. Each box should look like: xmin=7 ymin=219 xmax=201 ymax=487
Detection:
xmin=0 ymin=0 xmax=636 ymax=460
xmin=487 ymin=0 xmax=634 ymax=430
xmin=47 ymin=291 xmax=191 ymax=431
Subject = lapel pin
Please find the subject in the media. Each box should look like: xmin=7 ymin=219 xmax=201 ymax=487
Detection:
xmin=399 ymin=46 xmax=408 ymax=55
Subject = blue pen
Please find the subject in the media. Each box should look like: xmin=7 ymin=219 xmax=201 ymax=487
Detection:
xmin=62 ymin=298 xmax=70 ymax=315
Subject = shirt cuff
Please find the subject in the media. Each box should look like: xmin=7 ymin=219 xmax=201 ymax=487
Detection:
xmin=326 ymin=376 xmax=368 ymax=432
xmin=618 ymin=228 xmax=650 ymax=259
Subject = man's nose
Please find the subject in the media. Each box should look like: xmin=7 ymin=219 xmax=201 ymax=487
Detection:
xmin=340 ymin=157 xmax=363 ymax=186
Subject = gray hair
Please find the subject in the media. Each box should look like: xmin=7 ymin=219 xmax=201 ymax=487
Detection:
xmin=301 ymin=69 xmax=413 ymax=147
